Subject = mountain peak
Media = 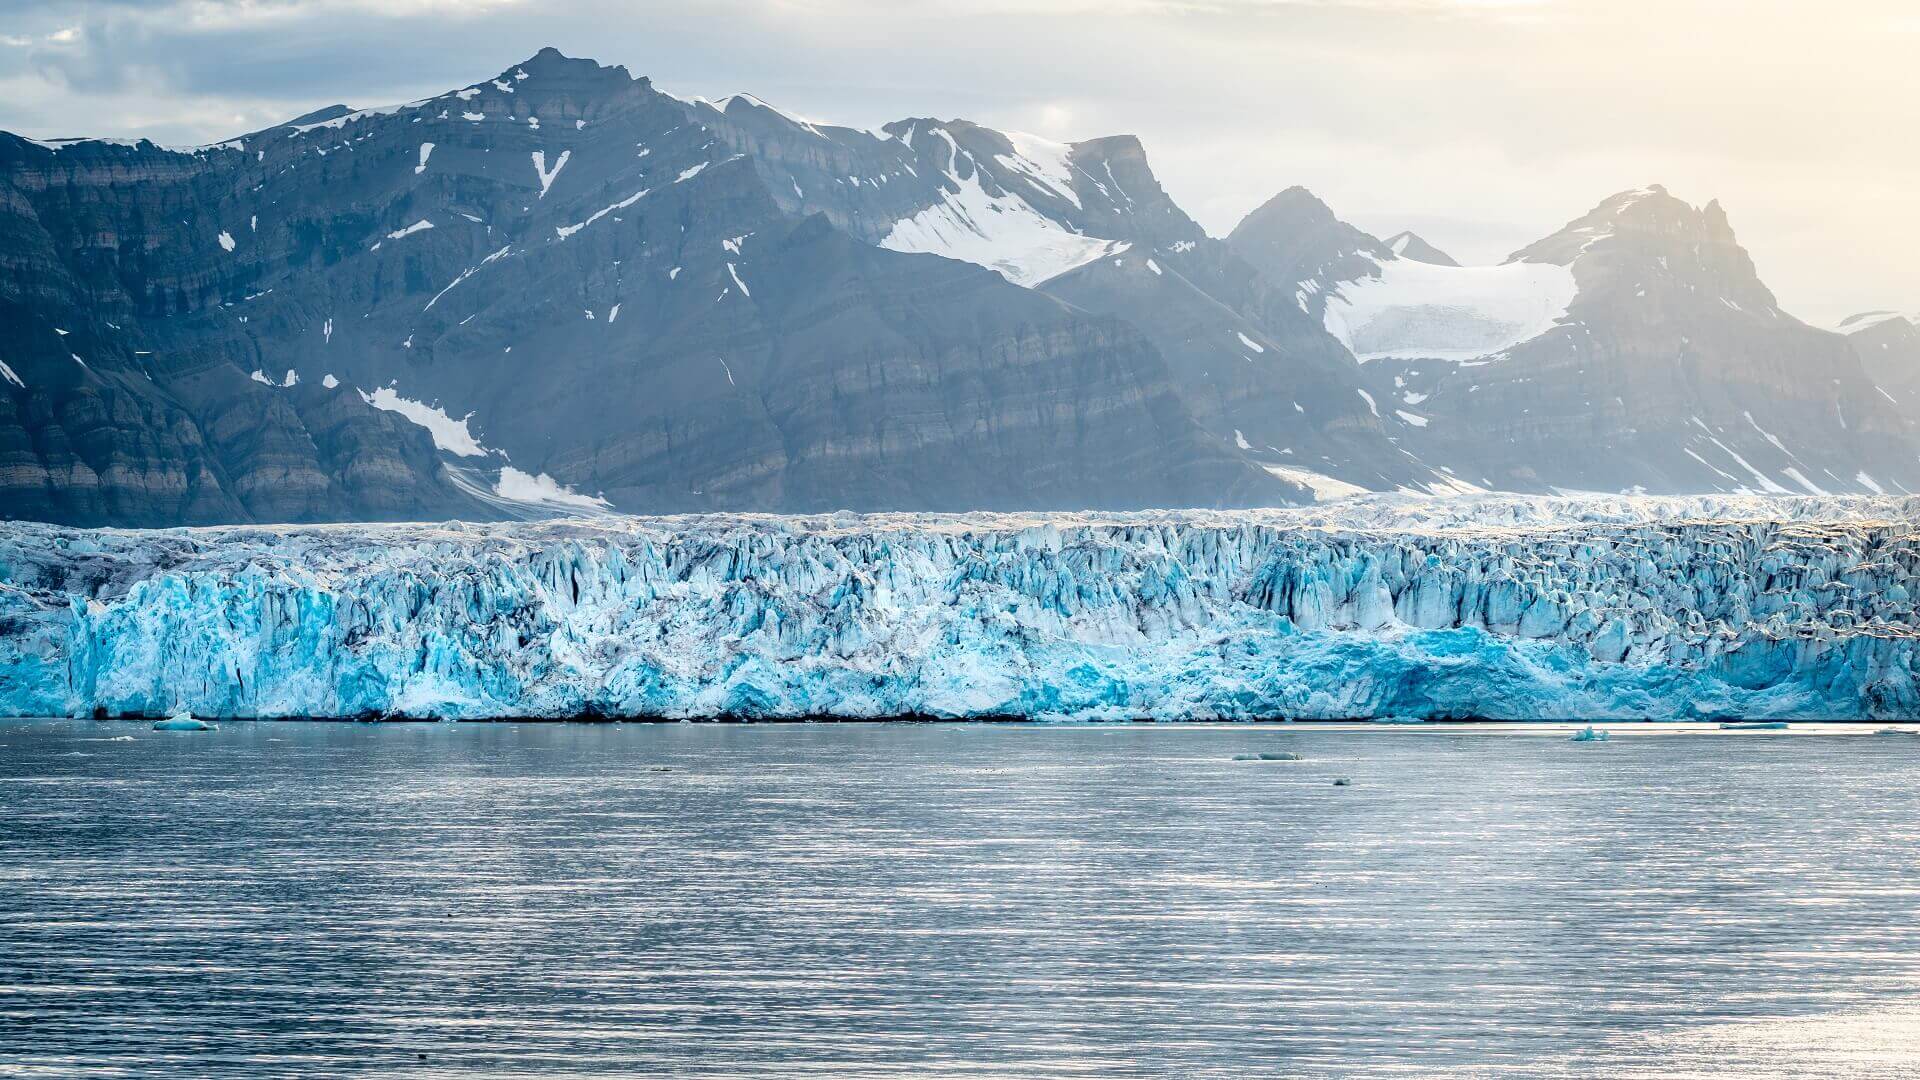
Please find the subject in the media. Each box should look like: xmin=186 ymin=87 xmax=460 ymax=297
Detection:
xmin=1227 ymin=186 xmax=1391 ymax=292
xmin=1837 ymin=310 xmax=1917 ymax=335
xmin=283 ymin=104 xmax=354 ymax=128
xmin=1509 ymin=185 xmax=1742 ymax=266
xmin=1243 ymin=185 xmax=1340 ymax=231
xmin=1383 ymin=231 xmax=1458 ymax=266
xmin=494 ymin=47 xmax=638 ymax=91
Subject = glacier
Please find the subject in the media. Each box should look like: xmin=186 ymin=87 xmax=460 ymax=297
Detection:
xmin=1 ymin=495 xmax=1916 ymax=721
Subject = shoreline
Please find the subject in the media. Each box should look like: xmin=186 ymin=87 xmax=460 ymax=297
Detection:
xmin=11 ymin=715 xmax=1919 ymax=734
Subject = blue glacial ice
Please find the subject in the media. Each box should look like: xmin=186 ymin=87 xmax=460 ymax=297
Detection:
xmin=1 ymin=495 xmax=1916 ymax=721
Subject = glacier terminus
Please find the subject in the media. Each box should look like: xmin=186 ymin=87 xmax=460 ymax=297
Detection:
xmin=2 ymin=495 xmax=1915 ymax=722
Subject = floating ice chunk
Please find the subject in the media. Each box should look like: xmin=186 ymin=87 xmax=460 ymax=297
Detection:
xmin=1569 ymin=725 xmax=1608 ymax=742
xmin=153 ymin=713 xmax=215 ymax=731
xmin=1232 ymin=751 xmax=1302 ymax=761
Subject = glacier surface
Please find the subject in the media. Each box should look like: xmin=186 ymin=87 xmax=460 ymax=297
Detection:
xmin=2 ymin=496 xmax=1916 ymax=721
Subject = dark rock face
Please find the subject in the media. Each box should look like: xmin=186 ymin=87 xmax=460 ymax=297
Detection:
xmin=6 ymin=49 xmax=1913 ymax=525
xmin=1226 ymin=187 xmax=1394 ymax=321
xmin=1 ymin=49 xmax=1298 ymax=524
xmin=1040 ymin=242 xmax=1437 ymax=494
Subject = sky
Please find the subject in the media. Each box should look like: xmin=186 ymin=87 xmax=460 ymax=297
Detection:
xmin=2 ymin=0 xmax=1913 ymax=326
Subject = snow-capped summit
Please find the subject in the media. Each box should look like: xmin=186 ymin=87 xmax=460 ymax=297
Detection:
xmin=1227 ymin=186 xmax=1393 ymax=309
xmin=0 ymin=48 xmax=1300 ymax=526
xmin=1 ymin=49 xmax=1916 ymax=527
xmin=1221 ymin=180 xmax=1917 ymax=496
xmin=1230 ymin=189 xmax=1575 ymax=365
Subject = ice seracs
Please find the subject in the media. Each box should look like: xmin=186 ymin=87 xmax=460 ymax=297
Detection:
xmin=4 ymin=495 xmax=1911 ymax=722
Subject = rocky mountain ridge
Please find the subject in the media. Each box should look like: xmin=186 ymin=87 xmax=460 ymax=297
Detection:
xmin=2 ymin=48 xmax=1912 ymax=527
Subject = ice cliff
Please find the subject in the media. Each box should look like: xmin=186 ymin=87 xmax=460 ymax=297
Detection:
xmin=2 ymin=495 xmax=1916 ymax=721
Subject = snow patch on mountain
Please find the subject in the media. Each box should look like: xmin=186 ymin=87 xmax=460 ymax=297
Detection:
xmin=531 ymin=149 xmax=570 ymax=197
xmin=880 ymin=167 xmax=1123 ymax=287
xmin=995 ymin=131 xmax=1082 ymax=209
xmin=1261 ymin=464 xmax=1369 ymax=501
xmin=1837 ymin=310 xmax=1915 ymax=334
xmin=1322 ymin=257 xmax=1577 ymax=362
xmin=386 ymin=219 xmax=434 ymax=240
xmin=495 ymin=467 xmax=612 ymax=511
xmin=361 ymin=387 xmax=488 ymax=457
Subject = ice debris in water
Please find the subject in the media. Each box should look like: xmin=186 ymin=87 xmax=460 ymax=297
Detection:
xmin=0 ymin=494 xmax=1916 ymax=721
xmin=1569 ymin=726 xmax=1608 ymax=742
xmin=1233 ymin=751 xmax=1303 ymax=761
xmin=152 ymin=712 xmax=215 ymax=731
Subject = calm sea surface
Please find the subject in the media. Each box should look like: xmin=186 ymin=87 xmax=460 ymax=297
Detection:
xmin=4 ymin=719 xmax=1920 ymax=1078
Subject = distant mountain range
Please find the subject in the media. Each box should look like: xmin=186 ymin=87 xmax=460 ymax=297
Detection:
xmin=2 ymin=48 xmax=1913 ymax=526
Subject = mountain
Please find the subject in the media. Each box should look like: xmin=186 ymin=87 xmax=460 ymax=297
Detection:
xmin=1838 ymin=311 xmax=1920 ymax=434
xmin=1382 ymin=231 xmax=1458 ymax=266
xmin=0 ymin=49 xmax=1306 ymax=525
xmin=1229 ymin=184 xmax=1920 ymax=496
xmin=5 ymin=49 xmax=1914 ymax=527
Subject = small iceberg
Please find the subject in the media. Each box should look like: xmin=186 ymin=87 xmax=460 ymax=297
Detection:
xmin=1874 ymin=727 xmax=1920 ymax=737
xmin=1719 ymin=721 xmax=1789 ymax=731
xmin=1569 ymin=726 xmax=1609 ymax=742
xmin=153 ymin=711 xmax=216 ymax=732
xmin=1233 ymin=751 xmax=1302 ymax=761
xmin=1332 ymin=777 xmax=1352 ymax=786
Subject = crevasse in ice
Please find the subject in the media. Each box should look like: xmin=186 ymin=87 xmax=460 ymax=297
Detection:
xmin=2 ymin=495 xmax=1915 ymax=720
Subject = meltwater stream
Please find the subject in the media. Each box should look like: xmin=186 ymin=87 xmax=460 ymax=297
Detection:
xmin=4 ymin=720 xmax=1920 ymax=1077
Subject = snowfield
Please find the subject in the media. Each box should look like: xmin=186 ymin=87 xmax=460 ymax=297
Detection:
xmin=1 ymin=496 xmax=1914 ymax=721
xmin=1323 ymin=256 xmax=1578 ymax=362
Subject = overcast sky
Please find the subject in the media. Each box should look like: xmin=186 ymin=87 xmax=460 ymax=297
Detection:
xmin=3 ymin=0 xmax=1913 ymax=324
